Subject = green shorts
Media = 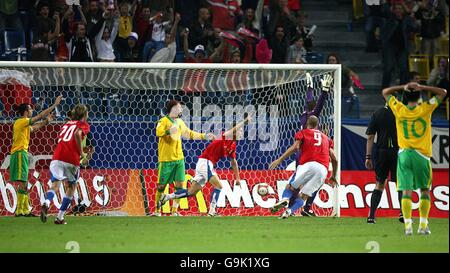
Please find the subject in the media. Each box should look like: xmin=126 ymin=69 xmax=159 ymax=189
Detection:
xmin=9 ymin=150 xmax=29 ymax=182
xmin=397 ymin=149 xmax=432 ymax=191
xmin=158 ymin=159 xmax=185 ymax=185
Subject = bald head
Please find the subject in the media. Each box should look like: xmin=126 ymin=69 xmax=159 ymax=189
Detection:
xmin=306 ymin=115 xmax=319 ymax=129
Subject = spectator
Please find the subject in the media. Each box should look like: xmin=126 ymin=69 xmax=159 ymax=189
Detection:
xmin=95 ymin=9 xmax=119 ymax=61
xmin=286 ymin=36 xmax=307 ymax=63
xmin=116 ymin=0 xmax=137 ymax=61
xmin=236 ymin=0 xmax=264 ymax=35
xmin=415 ymin=0 xmax=445 ymax=56
xmin=188 ymin=7 xmax=215 ymax=53
xmin=174 ymin=0 xmax=207 ymax=28
xmin=265 ymin=0 xmax=296 ymax=42
xmin=293 ymin=11 xmax=314 ymax=52
xmin=66 ymin=22 xmax=95 ymax=62
xmin=208 ymin=0 xmax=241 ymax=31
xmin=85 ymin=0 xmax=104 ymax=34
xmin=427 ymin=57 xmax=449 ymax=92
xmin=327 ymin=53 xmax=360 ymax=97
xmin=134 ymin=4 xmax=151 ymax=50
xmin=142 ymin=11 xmax=171 ymax=62
xmin=181 ymin=29 xmax=211 ymax=63
xmin=364 ymin=0 xmax=388 ymax=52
xmin=150 ymin=13 xmax=180 ymax=63
xmin=380 ymin=3 xmax=419 ymax=88
xmin=120 ymin=31 xmax=140 ymax=62
xmin=269 ymin=26 xmax=288 ymax=64
xmin=0 ymin=0 xmax=24 ymax=51
xmin=31 ymin=4 xmax=61 ymax=61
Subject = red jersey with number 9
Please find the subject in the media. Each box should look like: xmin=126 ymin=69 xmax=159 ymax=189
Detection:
xmin=52 ymin=120 xmax=90 ymax=166
xmin=295 ymin=128 xmax=333 ymax=168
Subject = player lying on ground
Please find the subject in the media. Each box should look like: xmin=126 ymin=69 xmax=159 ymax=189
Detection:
xmin=382 ymin=82 xmax=447 ymax=235
xmin=10 ymin=95 xmax=62 ymax=217
xmin=158 ymin=116 xmax=252 ymax=216
xmin=153 ymin=100 xmax=215 ymax=216
xmin=40 ymin=104 xmax=90 ymax=224
xmin=297 ymin=73 xmax=333 ymax=217
xmin=269 ymin=115 xmax=338 ymax=219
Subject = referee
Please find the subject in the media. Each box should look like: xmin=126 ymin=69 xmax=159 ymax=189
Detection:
xmin=365 ymin=104 xmax=403 ymax=224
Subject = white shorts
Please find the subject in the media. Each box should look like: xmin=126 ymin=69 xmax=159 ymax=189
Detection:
xmin=193 ymin=158 xmax=217 ymax=187
xmin=287 ymin=161 xmax=328 ymax=197
xmin=50 ymin=160 xmax=80 ymax=184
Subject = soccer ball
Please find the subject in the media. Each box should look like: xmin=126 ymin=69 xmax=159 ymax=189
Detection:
xmin=257 ymin=183 xmax=269 ymax=196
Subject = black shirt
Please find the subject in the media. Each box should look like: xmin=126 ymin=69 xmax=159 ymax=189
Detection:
xmin=366 ymin=106 xmax=398 ymax=149
xmin=389 ymin=20 xmax=405 ymax=49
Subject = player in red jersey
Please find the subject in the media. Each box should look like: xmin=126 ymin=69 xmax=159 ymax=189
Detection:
xmin=40 ymin=104 xmax=90 ymax=225
xmin=268 ymin=115 xmax=338 ymax=219
xmin=158 ymin=116 xmax=251 ymax=216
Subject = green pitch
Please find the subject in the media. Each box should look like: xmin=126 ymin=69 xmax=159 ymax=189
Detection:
xmin=0 ymin=216 xmax=448 ymax=253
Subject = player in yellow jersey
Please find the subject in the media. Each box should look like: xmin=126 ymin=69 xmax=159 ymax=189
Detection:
xmin=10 ymin=95 xmax=62 ymax=217
xmin=382 ymin=82 xmax=447 ymax=235
xmin=153 ymin=100 xmax=215 ymax=216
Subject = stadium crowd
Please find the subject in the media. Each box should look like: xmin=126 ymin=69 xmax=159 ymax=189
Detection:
xmin=0 ymin=0 xmax=448 ymax=119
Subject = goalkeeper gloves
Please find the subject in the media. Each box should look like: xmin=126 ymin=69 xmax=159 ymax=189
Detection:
xmin=321 ymin=74 xmax=333 ymax=92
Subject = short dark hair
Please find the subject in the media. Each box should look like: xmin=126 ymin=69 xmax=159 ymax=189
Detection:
xmin=327 ymin=53 xmax=340 ymax=64
xmin=17 ymin=103 xmax=31 ymax=116
xmin=165 ymin=100 xmax=181 ymax=114
xmin=403 ymin=90 xmax=421 ymax=103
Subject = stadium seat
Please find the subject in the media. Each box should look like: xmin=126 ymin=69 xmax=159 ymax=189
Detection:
xmin=413 ymin=34 xmax=423 ymax=54
xmin=3 ymin=29 xmax=27 ymax=61
xmin=352 ymin=0 xmax=364 ymax=20
xmin=438 ymin=36 xmax=449 ymax=55
xmin=305 ymin=52 xmax=324 ymax=64
xmin=408 ymin=55 xmax=430 ymax=80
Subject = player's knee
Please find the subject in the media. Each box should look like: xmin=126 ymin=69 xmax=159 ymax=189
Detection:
xmin=420 ymin=189 xmax=430 ymax=198
xmin=157 ymin=185 xmax=166 ymax=192
xmin=375 ymin=182 xmax=385 ymax=191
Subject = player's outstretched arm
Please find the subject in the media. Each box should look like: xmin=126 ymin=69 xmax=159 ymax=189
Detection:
xmin=230 ymin=158 xmax=241 ymax=186
xmin=223 ymin=115 xmax=252 ymax=140
xmin=30 ymin=113 xmax=54 ymax=133
xmin=269 ymin=140 xmax=300 ymax=170
xmin=31 ymin=95 xmax=62 ymax=124
xmin=329 ymin=148 xmax=338 ymax=186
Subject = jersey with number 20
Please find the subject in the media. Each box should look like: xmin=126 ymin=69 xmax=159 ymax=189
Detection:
xmin=53 ymin=120 xmax=90 ymax=166
xmin=295 ymin=128 xmax=333 ymax=168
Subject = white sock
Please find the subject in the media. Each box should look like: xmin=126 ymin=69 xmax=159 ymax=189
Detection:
xmin=45 ymin=199 xmax=50 ymax=207
xmin=405 ymin=219 xmax=413 ymax=225
xmin=209 ymin=202 xmax=216 ymax=215
xmin=420 ymin=218 xmax=428 ymax=225
xmin=57 ymin=210 xmax=66 ymax=220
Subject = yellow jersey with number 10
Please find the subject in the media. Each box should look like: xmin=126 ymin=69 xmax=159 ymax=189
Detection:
xmin=388 ymin=95 xmax=441 ymax=157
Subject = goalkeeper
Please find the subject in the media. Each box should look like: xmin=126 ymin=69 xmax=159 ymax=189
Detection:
xmin=153 ymin=100 xmax=215 ymax=216
xmin=295 ymin=73 xmax=334 ymax=217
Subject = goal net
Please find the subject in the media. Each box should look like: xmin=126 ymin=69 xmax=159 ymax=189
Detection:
xmin=0 ymin=62 xmax=341 ymax=217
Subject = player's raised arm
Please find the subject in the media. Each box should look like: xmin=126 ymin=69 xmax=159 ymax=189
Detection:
xmin=230 ymin=158 xmax=241 ymax=186
xmin=179 ymin=119 xmax=215 ymax=141
xmin=31 ymin=95 xmax=63 ymax=124
xmin=30 ymin=112 xmax=54 ymax=133
xmin=223 ymin=115 xmax=252 ymax=140
xmin=269 ymin=140 xmax=301 ymax=170
xmin=415 ymin=83 xmax=447 ymax=103
xmin=382 ymin=84 xmax=405 ymax=101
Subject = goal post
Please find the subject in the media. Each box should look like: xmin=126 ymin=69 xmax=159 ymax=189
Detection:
xmin=0 ymin=61 xmax=341 ymax=217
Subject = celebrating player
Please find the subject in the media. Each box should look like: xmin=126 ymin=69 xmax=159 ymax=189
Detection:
xmin=10 ymin=95 xmax=62 ymax=217
xmin=382 ymin=82 xmax=447 ymax=235
xmin=268 ymin=115 xmax=338 ymax=219
xmin=40 ymin=104 xmax=90 ymax=224
xmin=296 ymin=73 xmax=334 ymax=217
xmin=158 ymin=116 xmax=251 ymax=216
xmin=153 ymin=100 xmax=215 ymax=216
